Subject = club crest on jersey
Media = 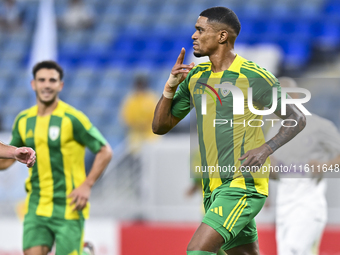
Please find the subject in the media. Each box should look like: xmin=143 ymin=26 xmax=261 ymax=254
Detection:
xmin=49 ymin=126 xmax=60 ymax=141
xmin=220 ymin=82 xmax=232 ymax=97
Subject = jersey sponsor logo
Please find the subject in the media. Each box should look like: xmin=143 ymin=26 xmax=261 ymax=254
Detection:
xmin=26 ymin=129 xmax=34 ymax=139
xmin=49 ymin=126 xmax=60 ymax=141
xmin=210 ymin=206 xmax=223 ymax=216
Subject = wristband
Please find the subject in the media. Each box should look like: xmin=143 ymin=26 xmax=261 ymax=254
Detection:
xmin=163 ymin=90 xmax=175 ymax=99
xmin=167 ymin=73 xmax=183 ymax=87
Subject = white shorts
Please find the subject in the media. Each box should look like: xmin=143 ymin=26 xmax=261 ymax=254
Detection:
xmin=276 ymin=206 xmax=326 ymax=255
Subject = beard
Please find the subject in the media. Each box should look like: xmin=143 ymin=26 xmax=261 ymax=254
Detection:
xmin=193 ymin=52 xmax=202 ymax=58
xmin=36 ymin=91 xmax=57 ymax=106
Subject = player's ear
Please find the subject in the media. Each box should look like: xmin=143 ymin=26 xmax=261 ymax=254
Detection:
xmin=59 ymin=81 xmax=64 ymax=92
xmin=219 ymin=30 xmax=228 ymax=44
xmin=30 ymin=80 xmax=36 ymax=91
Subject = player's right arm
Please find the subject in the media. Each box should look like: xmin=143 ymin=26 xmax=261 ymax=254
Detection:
xmin=0 ymin=143 xmax=36 ymax=169
xmin=1 ymin=144 xmax=35 ymax=168
xmin=152 ymin=96 xmax=181 ymax=135
xmin=152 ymin=48 xmax=194 ymax=134
xmin=0 ymin=141 xmax=16 ymax=169
xmin=0 ymin=113 xmax=36 ymax=169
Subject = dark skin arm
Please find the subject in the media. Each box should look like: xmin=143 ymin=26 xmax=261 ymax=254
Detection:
xmin=152 ymin=48 xmax=194 ymax=135
xmin=152 ymin=95 xmax=181 ymax=135
xmin=239 ymin=104 xmax=306 ymax=169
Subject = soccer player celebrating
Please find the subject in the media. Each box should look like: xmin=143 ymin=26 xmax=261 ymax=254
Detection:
xmin=152 ymin=7 xmax=306 ymax=255
xmin=0 ymin=61 xmax=112 ymax=255
xmin=0 ymin=141 xmax=35 ymax=167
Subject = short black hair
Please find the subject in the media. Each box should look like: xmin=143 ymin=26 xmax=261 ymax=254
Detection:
xmin=32 ymin=60 xmax=64 ymax=80
xmin=200 ymin=7 xmax=241 ymax=36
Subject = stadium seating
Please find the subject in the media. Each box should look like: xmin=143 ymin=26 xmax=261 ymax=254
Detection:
xmin=0 ymin=0 xmax=339 ymax=149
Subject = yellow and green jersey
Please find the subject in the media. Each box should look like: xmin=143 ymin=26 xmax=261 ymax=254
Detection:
xmin=171 ymin=55 xmax=281 ymax=197
xmin=10 ymin=100 xmax=107 ymax=220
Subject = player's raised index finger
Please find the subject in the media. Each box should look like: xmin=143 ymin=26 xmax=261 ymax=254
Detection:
xmin=176 ymin=48 xmax=186 ymax=64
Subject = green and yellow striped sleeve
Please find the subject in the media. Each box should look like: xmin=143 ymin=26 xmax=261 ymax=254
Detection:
xmin=10 ymin=112 xmax=26 ymax=147
xmin=65 ymin=110 xmax=107 ymax=153
xmin=241 ymin=62 xmax=281 ymax=110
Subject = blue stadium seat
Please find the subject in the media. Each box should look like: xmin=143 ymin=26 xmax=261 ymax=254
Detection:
xmin=0 ymin=58 xmax=21 ymax=71
xmin=324 ymin=0 xmax=340 ymax=16
xmin=99 ymin=69 xmax=121 ymax=87
xmin=93 ymin=20 xmax=117 ymax=36
xmin=252 ymin=19 xmax=282 ymax=42
xmin=313 ymin=20 xmax=340 ymax=49
xmin=54 ymin=1 xmax=67 ymax=16
xmin=23 ymin=2 xmax=39 ymax=29
xmin=296 ymin=2 xmax=322 ymax=17
xmin=0 ymin=70 xmax=10 ymax=94
xmin=59 ymin=31 xmax=89 ymax=54
xmin=281 ymin=20 xmax=313 ymax=40
xmin=280 ymin=40 xmax=312 ymax=68
xmin=65 ymin=96 xmax=89 ymax=111
xmin=102 ymin=2 xmax=125 ymax=16
xmin=2 ymin=39 xmax=27 ymax=55
xmin=112 ymin=35 xmax=134 ymax=53
xmin=76 ymin=58 xmax=103 ymax=69
xmin=131 ymin=59 xmax=158 ymax=70
xmin=241 ymin=2 xmax=267 ymax=19
xmin=269 ymin=2 xmax=294 ymax=18
xmin=1 ymin=0 xmax=338 ymax=144
xmin=68 ymin=72 xmax=93 ymax=98
xmin=3 ymin=96 xmax=28 ymax=115
xmin=2 ymin=114 xmax=17 ymax=131
xmin=12 ymin=74 xmax=31 ymax=97
xmin=105 ymin=58 xmax=129 ymax=69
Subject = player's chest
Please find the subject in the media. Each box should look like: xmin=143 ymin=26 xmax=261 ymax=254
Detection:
xmin=190 ymin=75 xmax=248 ymax=115
xmin=23 ymin=116 xmax=72 ymax=149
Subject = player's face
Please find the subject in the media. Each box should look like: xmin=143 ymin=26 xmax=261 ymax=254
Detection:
xmin=31 ymin=68 xmax=64 ymax=105
xmin=192 ymin=16 xmax=220 ymax=57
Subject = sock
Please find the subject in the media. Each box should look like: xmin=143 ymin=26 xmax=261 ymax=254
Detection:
xmin=187 ymin=251 xmax=216 ymax=255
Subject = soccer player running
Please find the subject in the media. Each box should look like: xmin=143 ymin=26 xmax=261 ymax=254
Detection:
xmin=152 ymin=7 xmax=306 ymax=255
xmin=0 ymin=61 xmax=112 ymax=255
xmin=267 ymin=77 xmax=340 ymax=255
xmin=0 ymin=141 xmax=35 ymax=167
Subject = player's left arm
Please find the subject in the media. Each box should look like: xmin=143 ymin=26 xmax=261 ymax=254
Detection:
xmin=67 ymin=112 xmax=113 ymax=211
xmin=267 ymin=104 xmax=306 ymax=153
xmin=239 ymin=78 xmax=306 ymax=169
xmin=70 ymin=143 xmax=112 ymax=211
